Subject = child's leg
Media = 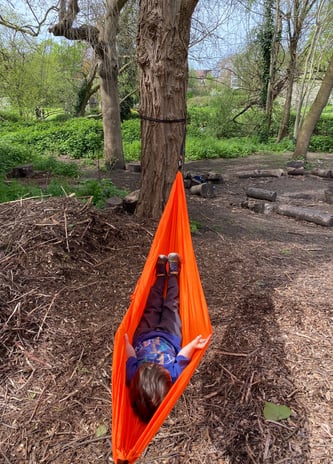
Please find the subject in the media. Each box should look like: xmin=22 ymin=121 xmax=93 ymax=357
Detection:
xmin=134 ymin=275 xmax=165 ymax=339
xmin=157 ymin=275 xmax=182 ymax=338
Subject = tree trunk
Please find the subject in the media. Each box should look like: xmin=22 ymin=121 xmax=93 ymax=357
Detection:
xmin=98 ymin=0 xmax=126 ymax=169
xmin=277 ymin=34 xmax=297 ymax=142
xmin=49 ymin=0 xmax=126 ymax=169
xmin=293 ymin=52 xmax=333 ymax=159
xmin=75 ymin=62 xmax=99 ymax=117
xmin=135 ymin=0 xmax=198 ymax=219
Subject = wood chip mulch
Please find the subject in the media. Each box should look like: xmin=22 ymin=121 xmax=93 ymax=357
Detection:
xmin=0 ymin=193 xmax=332 ymax=464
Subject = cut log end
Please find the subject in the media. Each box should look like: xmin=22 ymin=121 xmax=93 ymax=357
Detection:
xmin=190 ymin=182 xmax=216 ymax=198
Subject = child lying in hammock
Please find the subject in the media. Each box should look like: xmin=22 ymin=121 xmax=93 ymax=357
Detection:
xmin=125 ymin=253 xmax=210 ymax=423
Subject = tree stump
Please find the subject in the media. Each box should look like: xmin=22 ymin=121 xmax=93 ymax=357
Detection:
xmin=190 ymin=183 xmax=216 ymax=198
xmin=122 ymin=190 xmax=139 ymax=214
xmin=324 ymin=190 xmax=333 ymax=204
xmin=127 ymin=162 xmax=141 ymax=173
xmin=7 ymin=164 xmax=34 ymax=178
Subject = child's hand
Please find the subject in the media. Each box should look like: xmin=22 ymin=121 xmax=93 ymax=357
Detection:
xmin=191 ymin=334 xmax=211 ymax=349
xmin=178 ymin=334 xmax=211 ymax=359
xmin=124 ymin=333 xmax=136 ymax=359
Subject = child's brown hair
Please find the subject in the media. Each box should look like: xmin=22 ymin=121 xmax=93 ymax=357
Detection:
xmin=129 ymin=362 xmax=172 ymax=423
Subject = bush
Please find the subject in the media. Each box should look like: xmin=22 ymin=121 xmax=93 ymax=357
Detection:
xmin=123 ymin=140 xmax=141 ymax=161
xmin=121 ymin=118 xmax=141 ymax=143
xmin=74 ymin=179 xmax=127 ymax=208
xmin=0 ymin=110 xmax=22 ymax=123
xmin=0 ymin=118 xmax=104 ymax=159
xmin=0 ymin=176 xmax=126 ymax=207
xmin=309 ymin=135 xmax=333 ymax=153
xmin=185 ymin=136 xmax=258 ymax=160
xmin=0 ymin=177 xmax=42 ymax=202
xmin=313 ymin=114 xmax=333 ymax=136
xmin=0 ymin=143 xmax=33 ymax=174
xmin=33 ymin=156 xmax=81 ymax=177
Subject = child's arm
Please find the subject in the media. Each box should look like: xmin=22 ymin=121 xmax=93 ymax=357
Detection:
xmin=124 ymin=333 xmax=136 ymax=360
xmin=178 ymin=334 xmax=211 ymax=359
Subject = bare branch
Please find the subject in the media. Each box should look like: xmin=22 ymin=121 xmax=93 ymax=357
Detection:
xmin=0 ymin=7 xmax=57 ymax=37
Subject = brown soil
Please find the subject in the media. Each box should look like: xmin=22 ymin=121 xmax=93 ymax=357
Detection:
xmin=1 ymin=152 xmax=333 ymax=464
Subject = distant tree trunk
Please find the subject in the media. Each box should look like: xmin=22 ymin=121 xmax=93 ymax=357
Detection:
xmin=277 ymin=38 xmax=297 ymax=141
xmin=277 ymin=0 xmax=318 ymax=143
xmin=293 ymin=52 xmax=333 ymax=160
xmin=135 ymin=0 xmax=198 ymax=218
xmin=265 ymin=1 xmax=282 ymax=134
xmin=98 ymin=2 xmax=126 ymax=169
xmin=49 ymin=0 xmax=126 ymax=169
xmin=75 ymin=62 xmax=99 ymax=117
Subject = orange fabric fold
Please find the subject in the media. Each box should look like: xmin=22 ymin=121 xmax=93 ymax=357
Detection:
xmin=111 ymin=171 xmax=213 ymax=463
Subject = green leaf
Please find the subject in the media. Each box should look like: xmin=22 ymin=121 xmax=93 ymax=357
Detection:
xmin=263 ymin=401 xmax=291 ymax=421
xmin=95 ymin=424 xmax=107 ymax=437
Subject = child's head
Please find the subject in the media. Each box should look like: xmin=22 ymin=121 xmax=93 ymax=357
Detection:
xmin=129 ymin=362 xmax=172 ymax=423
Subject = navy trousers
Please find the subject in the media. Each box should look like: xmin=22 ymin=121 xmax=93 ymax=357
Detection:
xmin=134 ymin=275 xmax=181 ymax=340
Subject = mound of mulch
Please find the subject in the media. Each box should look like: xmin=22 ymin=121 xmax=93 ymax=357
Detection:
xmin=1 ymin=192 xmax=332 ymax=463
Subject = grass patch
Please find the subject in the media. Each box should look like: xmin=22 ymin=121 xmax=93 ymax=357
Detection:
xmin=0 ymin=177 xmax=127 ymax=208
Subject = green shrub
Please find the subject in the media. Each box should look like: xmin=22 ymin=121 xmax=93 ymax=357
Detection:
xmin=0 ymin=143 xmax=33 ymax=174
xmin=0 ymin=177 xmax=42 ymax=202
xmin=309 ymin=135 xmax=333 ymax=153
xmin=0 ymin=118 xmax=104 ymax=159
xmin=73 ymin=179 xmax=127 ymax=207
xmin=121 ymin=118 xmax=141 ymax=143
xmin=0 ymin=110 xmax=22 ymax=123
xmin=0 ymin=176 xmax=126 ymax=207
xmin=185 ymin=136 xmax=260 ymax=160
xmin=33 ymin=156 xmax=81 ymax=177
xmin=123 ymin=140 xmax=141 ymax=161
xmin=313 ymin=114 xmax=333 ymax=136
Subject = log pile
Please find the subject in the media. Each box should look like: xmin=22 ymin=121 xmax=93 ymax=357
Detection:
xmin=240 ymin=163 xmax=333 ymax=227
xmin=184 ymin=171 xmax=223 ymax=198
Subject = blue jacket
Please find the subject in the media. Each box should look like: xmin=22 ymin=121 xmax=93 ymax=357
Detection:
xmin=126 ymin=330 xmax=190 ymax=385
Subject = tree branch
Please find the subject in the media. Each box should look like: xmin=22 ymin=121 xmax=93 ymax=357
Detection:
xmin=0 ymin=7 xmax=57 ymax=37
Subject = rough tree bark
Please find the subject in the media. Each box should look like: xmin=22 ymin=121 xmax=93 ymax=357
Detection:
xmin=49 ymin=0 xmax=126 ymax=169
xmin=293 ymin=52 xmax=333 ymax=159
xmin=135 ymin=0 xmax=198 ymax=219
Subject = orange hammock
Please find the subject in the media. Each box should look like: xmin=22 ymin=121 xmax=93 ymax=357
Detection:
xmin=112 ymin=171 xmax=213 ymax=463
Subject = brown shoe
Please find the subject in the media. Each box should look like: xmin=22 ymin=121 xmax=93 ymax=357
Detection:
xmin=156 ymin=255 xmax=167 ymax=276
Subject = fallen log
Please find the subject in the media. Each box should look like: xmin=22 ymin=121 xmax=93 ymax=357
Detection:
xmin=237 ymin=168 xmax=284 ymax=178
xmin=275 ymin=204 xmax=333 ymax=227
xmin=190 ymin=182 xmax=216 ymax=198
xmin=245 ymin=187 xmax=277 ymax=202
xmin=310 ymin=168 xmax=333 ymax=178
